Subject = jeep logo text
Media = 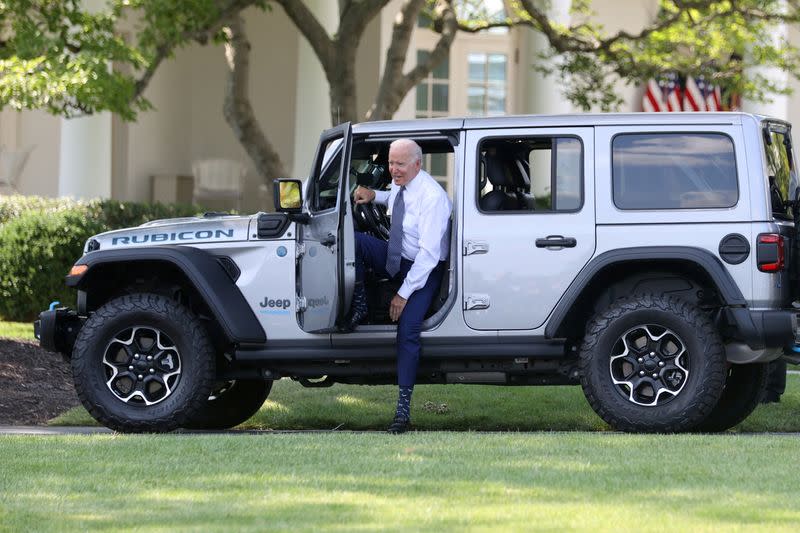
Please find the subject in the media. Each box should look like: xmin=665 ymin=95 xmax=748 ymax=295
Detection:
xmin=260 ymin=297 xmax=291 ymax=309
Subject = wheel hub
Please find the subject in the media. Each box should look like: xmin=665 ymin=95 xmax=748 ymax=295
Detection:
xmin=102 ymin=327 xmax=182 ymax=406
xmin=609 ymin=325 xmax=689 ymax=406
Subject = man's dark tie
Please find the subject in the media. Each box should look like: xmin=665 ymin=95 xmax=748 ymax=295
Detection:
xmin=385 ymin=186 xmax=406 ymax=277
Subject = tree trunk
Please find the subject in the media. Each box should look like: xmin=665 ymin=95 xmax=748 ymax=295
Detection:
xmin=222 ymin=16 xmax=286 ymax=210
xmin=327 ymin=44 xmax=359 ymax=125
xmin=366 ymin=0 xmax=457 ymax=121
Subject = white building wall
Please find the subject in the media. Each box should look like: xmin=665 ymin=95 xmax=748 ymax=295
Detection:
xmin=185 ymin=6 xmax=300 ymax=211
xmin=291 ymin=0 xmax=338 ymax=179
xmin=5 ymin=1 xmax=800 ymax=204
xmin=5 ymin=110 xmax=60 ymax=197
xmin=125 ymin=47 xmax=192 ymax=203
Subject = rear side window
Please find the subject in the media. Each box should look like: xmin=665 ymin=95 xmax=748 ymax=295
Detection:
xmin=612 ymin=133 xmax=738 ymax=210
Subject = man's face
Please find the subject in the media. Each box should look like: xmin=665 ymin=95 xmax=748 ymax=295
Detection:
xmin=388 ymin=144 xmax=421 ymax=187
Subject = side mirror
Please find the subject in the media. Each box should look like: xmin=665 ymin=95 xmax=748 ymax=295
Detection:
xmin=274 ymin=179 xmax=303 ymax=213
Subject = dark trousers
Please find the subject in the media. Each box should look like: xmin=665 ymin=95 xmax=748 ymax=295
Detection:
xmin=354 ymin=232 xmax=445 ymax=387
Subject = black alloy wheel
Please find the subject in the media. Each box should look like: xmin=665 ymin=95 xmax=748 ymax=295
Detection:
xmin=71 ymin=293 xmax=216 ymax=432
xmin=579 ymin=294 xmax=726 ymax=433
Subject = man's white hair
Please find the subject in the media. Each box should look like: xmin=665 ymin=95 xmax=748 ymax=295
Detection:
xmin=390 ymin=138 xmax=423 ymax=164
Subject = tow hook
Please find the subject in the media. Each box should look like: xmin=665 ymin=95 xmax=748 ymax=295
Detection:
xmin=34 ymin=306 xmax=84 ymax=357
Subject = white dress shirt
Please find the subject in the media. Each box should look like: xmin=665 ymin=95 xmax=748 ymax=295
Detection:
xmin=374 ymin=169 xmax=452 ymax=299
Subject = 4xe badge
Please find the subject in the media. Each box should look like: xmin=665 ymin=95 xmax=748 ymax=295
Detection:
xmin=258 ymin=296 xmax=291 ymax=315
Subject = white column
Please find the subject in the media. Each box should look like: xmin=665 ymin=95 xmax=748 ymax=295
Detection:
xmin=742 ymin=7 xmax=789 ymax=119
xmin=58 ymin=114 xmax=112 ymax=199
xmin=0 ymin=109 xmax=19 ymax=150
xmin=58 ymin=0 xmax=113 ymax=199
xmin=519 ymin=0 xmax=574 ymax=115
xmin=291 ymin=0 xmax=338 ymax=179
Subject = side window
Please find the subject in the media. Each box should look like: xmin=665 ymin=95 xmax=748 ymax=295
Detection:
xmin=764 ymin=129 xmax=797 ymax=219
xmin=612 ymin=133 xmax=738 ymax=210
xmin=311 ymin=139 xmax=343 ymax=212
xmin=478 ymin=137 xmax=583 ymax=213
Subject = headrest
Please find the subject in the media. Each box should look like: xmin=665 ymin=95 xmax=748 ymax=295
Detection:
xmin=483 ymin=152 xmax=515 ymax=188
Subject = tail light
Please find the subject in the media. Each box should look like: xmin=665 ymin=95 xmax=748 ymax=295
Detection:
xmin=757 ymin=233 xmax=785 ymax=272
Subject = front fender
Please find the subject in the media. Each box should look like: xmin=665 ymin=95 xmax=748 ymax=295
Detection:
xmin=68 ymin=246 xmax=266 ymax=344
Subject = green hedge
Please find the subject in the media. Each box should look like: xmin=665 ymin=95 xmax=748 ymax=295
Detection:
xmin=0 ymin=195 xmax=201 ymax=321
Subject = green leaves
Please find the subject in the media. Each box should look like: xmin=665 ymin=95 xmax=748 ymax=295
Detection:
xmin=0 ymin=0 xmax=150 ymax=119
xmin=0 ymin=0 xmax=265 ymax=120
xmin=531 ymin=0 xmax=800 ymax=111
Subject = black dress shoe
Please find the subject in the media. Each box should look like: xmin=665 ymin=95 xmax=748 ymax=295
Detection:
xmin=340 ymin=307 xmax=368 ymax=332
xmin=387 ymin=416 xmax=411 ymax=434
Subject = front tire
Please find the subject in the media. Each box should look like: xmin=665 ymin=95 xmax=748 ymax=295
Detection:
xmin=183 ymin=379 xmax=272 ymax=429
xmin=579 ymin=294 xmax=726 ymax=433
xmin=71 ymin=293 xmax=216 ymax=432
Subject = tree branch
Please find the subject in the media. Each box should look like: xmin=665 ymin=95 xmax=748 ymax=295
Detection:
xmin=399 ymin=0 xmax=457 ymax=94
xmin=273 ymin=0 xmax=335 ymax=71
xmin=132 ymin=0 xmax=259 ymax=102
xmin=364 ymin=0 xmax=427 ymax=120
xmin=222 ymin=15 xmax=287 ymax=188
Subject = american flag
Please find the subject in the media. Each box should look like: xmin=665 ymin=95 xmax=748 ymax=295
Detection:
xmin=705 ymin=84 xmax=722 ymax=112
xmin=664 ymin=73 xmax=682 ymax=112
xmin=642 ymin=78 xmax=666 ymax=112
xmin=682 ymin=76 xmax=707 ymax=112
xmin=641 ymin=73 xmax=682 ymax=112
xmin=642 ymin=74 xmax=723 ymax=112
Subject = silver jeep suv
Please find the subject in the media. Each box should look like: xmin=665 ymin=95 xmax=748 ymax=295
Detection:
xmin=37 ymin=112 xmax=799 ymax=433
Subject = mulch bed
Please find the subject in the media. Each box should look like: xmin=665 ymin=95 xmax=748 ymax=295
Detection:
xmin=0 ymin=339 xmax=80 ymax=425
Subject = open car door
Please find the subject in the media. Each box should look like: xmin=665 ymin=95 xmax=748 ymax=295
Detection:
xmin=297 ymin=123 xmax=355 ymax=332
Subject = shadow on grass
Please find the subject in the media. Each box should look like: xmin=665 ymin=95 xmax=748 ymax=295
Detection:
xmin=50 ymin=374 xmax=800 ymax=432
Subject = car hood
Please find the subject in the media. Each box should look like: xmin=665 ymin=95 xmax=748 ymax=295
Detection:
xmin=86 ymin=214 xmax=254 ymax=253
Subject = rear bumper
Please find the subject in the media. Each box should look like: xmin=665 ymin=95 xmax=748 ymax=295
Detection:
xmin=722 ymin=308 xmax=799 ymax=363
xmin=34 ymin=308 xmax=84 ymax=357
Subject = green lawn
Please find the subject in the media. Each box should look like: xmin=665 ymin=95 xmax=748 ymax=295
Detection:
xmin=0 ymin=320 xmax=34 ymax=341
xmin=6 ymin=319 xmax=800 ymax=531
xmin=1 ymin=432 xmax=799 ymax=531
xmin=52 ymin=373 xmax=800 ymax=432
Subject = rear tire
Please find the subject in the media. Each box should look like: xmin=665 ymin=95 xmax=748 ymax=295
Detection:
xmin=71 ymin=293 xmax=216 ymax=432
xmin=183 ymin=379 xmax=272 ymax=429
xmin=692 ymin=363 xmax=768 ymax=432
xmin=579 ymin=294 xmax=726 ymax=433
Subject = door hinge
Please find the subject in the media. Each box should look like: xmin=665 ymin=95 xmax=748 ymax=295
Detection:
xmin=464 ymin=240 xmax=489 ymax=256
xmin=296 ymin=296 xmax=307 ymax=312
xmin=296 ymin=242 xmax=306 ymax=259
xmin=464 ymin=294 xmax=490 ymax=310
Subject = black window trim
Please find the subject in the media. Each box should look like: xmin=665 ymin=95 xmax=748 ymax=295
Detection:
xmin=762 ymin=125 xmax=796 ymax=220
xmin=475 ymin=133 xmax=586 ymax=216
xmin=309 ymin=141 xmax=345 ymax=214
xmin=610 ymin=130 xmax=740 ymax=212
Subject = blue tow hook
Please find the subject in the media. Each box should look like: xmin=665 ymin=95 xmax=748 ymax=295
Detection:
xmin=49 ymin=301 xmax=61 ymax=311
xmin=793 ymin=344 xmax=800 ymax=354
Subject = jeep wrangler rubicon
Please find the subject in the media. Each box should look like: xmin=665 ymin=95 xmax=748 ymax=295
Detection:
xmin=36 ymin=113 xmax=800 ymax=433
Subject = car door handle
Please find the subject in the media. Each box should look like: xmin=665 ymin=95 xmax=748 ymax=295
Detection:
xmin=320 ymin=233 xmax=336 ymax=247
xmin=535 ymin=235 xmax=577 ymax=248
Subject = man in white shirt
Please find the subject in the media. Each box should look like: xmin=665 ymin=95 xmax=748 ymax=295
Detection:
xmin=348 ymin=138 xmax=452 ymax=433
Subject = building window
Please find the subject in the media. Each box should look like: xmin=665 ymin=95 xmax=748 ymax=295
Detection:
xmin=415 ymin=50 xmax=449 ymax=119
xmin=468 ymin=53 xmax=507 ymax=116
xmin=415 ymin=50 xmax=451 ymax=190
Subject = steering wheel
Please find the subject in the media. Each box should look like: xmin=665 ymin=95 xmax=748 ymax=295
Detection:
xmin=350 ymin=162 xmax=391 ymax=240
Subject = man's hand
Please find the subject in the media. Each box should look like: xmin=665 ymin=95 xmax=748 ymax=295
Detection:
xmin=389 ymin=294 xmax=407 ymax=322
xmin=353 ymin=186 xmax=376 ymax=204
